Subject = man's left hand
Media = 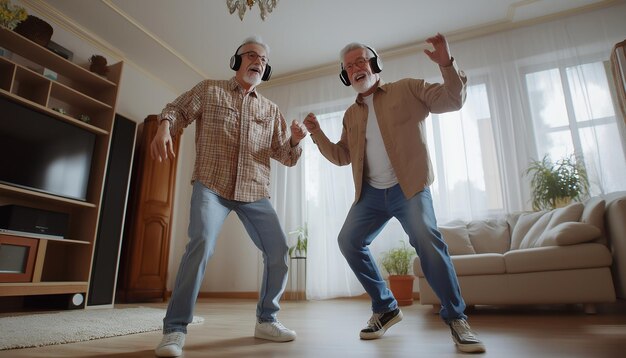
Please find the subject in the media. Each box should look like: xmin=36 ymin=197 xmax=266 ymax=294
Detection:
xmin=424 ymin=33 xmax=453 ymax=67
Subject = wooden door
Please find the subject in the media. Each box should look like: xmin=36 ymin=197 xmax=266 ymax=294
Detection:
xmin=117 ymin=115 xmax=180 ymax=302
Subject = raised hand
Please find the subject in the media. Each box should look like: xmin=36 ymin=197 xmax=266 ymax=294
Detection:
xmin=303 ymin=112 xmax=321 ymax=134
xmin=423 ymin=33 xmax=452 ymax=67
xmin=290 ymin=119 xmax=308 ymax=146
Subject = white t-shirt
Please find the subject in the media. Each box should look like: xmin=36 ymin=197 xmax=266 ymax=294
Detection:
xmin=363 ymin=94 xmax=398 ymax=189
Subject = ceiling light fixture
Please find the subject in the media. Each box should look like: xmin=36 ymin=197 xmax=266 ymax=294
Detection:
xmin=226 ymin=0 xmax=278 ymax=21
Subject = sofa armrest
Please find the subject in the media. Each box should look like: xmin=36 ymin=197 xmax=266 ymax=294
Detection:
xmin=605 ymin=193 xmax=626 ymax=298
xmin=504 ymin=243 xmax=612 ymax=274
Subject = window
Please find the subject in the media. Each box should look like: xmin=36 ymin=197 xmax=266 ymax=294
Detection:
xmin=523 ymin=61 xmax=626 ymax=194
xmin=427 ymin=81 xmax=504 ymax=222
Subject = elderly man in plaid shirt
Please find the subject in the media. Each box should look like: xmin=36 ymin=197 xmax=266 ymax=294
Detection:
xmin=151 ymin=35 xmax=307 ymax=358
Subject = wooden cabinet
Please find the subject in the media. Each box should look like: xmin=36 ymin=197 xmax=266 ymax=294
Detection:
xmin=117 ymin=115 xmax=179 ymax=302
xmin=0 ymin=234 xmax=38 ymax=283
xmin=0 ymin=27 xmax=122 ymax=307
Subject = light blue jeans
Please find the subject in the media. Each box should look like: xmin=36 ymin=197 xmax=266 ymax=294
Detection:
xmin=338 ymin=183 xmax=467 ymax=323
xmin=163 ymin=182 xmax=289 ymax=334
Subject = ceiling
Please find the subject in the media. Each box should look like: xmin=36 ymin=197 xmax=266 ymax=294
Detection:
xmin=24 ymin=0 xmax=617 ymax=93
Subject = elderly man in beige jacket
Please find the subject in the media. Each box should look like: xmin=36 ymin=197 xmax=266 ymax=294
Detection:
xmin=303 ymin=33 xmax=485 ymax=354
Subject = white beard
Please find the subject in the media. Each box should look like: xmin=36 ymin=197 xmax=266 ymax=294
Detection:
xmin=352 ymin=72 xmax=377 ymax=94
xmin=243 ymin=71 xmax=262 ymax=87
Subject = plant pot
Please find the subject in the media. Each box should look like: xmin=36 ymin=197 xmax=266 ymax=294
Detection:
xmin=554 ymin=196 xmax=572 ymax=208
xmin=89 ymin=55 xmax=109 ymax=76
xmin=14 ymin=15 xmax=53 ymax=48
xmin=388 ymin=275 xmax=414 ymax=306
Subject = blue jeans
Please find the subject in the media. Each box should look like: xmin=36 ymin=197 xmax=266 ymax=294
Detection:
xmin=338 ymin=183 xmax=467 ymax=322
xmin=163 ymin=182 xmax=289 ymax=334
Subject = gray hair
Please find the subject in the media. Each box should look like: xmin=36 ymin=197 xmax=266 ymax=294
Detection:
xmin=238 ymin=35 xmax=270 ymax=56
xmin=340 ymin=42 xmax=376 ymax=63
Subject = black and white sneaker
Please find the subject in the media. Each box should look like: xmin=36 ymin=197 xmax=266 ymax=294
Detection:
xmin=359 ymin=308 xmax=403 ymax=340
xmin=449 ymin=319 xmax=486 ymax=353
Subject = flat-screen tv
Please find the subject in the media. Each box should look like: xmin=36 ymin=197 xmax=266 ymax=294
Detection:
xmin=0 ymin=96 xmax=96 ymax=201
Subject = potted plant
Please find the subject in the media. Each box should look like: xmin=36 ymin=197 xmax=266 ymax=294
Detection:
xmin=89 ymin=54 xmax=109 ymax=77
xmin=288 ymin=223 xmax=308 ymax=258
xmin=0 ymin=0 xmax=27 ymax=30
xmin=14 ymin=15 xmax=53 ymax=47
xmin=525 ymin=153 xmax=590 ymax=211
xmin=380 ymin=240 xmax=416 ymax=306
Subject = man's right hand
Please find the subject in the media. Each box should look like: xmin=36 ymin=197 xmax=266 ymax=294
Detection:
xmin=150 ymin=120 xmax=176 ymax=162
xmin=303 ymin=112 xmax=321 ymax=134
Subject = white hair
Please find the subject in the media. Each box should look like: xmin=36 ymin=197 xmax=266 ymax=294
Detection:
xmin=339 ymin=42 xmax=377 ymax=63
xmin=238 ymin=35 xmax=270 ymax=56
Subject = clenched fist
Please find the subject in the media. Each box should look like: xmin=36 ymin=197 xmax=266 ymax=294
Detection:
xmin=290 ymin=119 xmax=308 ymax=146
xmin=303 ymin=112 xmax=320 ymax=134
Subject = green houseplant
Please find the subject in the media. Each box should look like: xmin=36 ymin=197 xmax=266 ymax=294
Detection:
xmin=288 ymin=223 xmax=308 ymax=258
xmin=380 ymin=240 xmax=416 ymax=306
xmin=0 ymin=0 xmax=27 ymax=30
xmin=525 ymin=154 xmax=589 ymax=211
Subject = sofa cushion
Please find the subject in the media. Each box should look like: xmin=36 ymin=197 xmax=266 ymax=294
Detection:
xmin=439 ymin=224 xmax=475 ymax=255
xmin=537 ymin=222 xmax=601 ymax=247
xmin=506 ymin=212 xmax=525 ymax=234
xmin=516 ymin=203 xmax=584 ymax=249
xmin=414 ymin=253 xmax=505 ymax=277
xmin=582 ymin=197 xmax=605 ymax=230
xmin=450 ymin=254 xmax=506 ymax=275
xmin=504 ymin=243 xmax=612 ymax=273
xmin=581 ymin=197 xmax=606 ymax=245
xmin=468 ymin=218 xmax=510 ymax=254
xmin=510 ymin=211 xmax=545 ymax=250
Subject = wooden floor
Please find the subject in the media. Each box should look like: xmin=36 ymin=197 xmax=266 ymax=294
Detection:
xmin=2 ymin=298 xmax=626 ymax=357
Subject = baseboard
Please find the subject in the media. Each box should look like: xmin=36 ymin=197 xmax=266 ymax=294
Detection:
xmin=198 ymin=292 xmax=259 ymax=299
xmin=164 ymin=291 xmax=421 ymax=300
xmin=165 ymin=291 xmax=259 ymax=299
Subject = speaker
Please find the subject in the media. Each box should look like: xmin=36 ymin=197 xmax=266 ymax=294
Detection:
xmin=25 ymin=293 xmax=85 ymax=310
xmin=88 ymin=114 xmax=137 ymax=306
xmin=229 ymin=44 xmax=272 ymax=81
xmin=339 ymin=45 xmax=383 ymax=86
xmin=0 ymin=205 xmax=68 ymax=238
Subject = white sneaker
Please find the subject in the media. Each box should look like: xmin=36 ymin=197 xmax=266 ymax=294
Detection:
xmin=155 ymin=332 xmax=185 ymax=357
xmin=254 ymin=321 xmax=297 ymax=342
xmin=449 ymin=319 xmax=486 ymax=353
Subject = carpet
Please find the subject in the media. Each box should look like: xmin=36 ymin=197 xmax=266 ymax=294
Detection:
xmin=0 ymin=307 xmax=204 ymax=350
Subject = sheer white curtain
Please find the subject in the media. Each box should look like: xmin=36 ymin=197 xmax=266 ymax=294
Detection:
xmin=301 ymin=110 xmax=360 ymax=298
xmin=265 ymin=3 xmax=626 ymax=299
xmin=300 ymin=110 xmax=410 ymax=299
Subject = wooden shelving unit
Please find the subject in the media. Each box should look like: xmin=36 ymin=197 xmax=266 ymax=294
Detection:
xmin=0 ymin=27 xmax=123 ymax=306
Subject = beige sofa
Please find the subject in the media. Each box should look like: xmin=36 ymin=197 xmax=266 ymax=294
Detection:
xmin=414 ymin=192 xmax=626 ymax=312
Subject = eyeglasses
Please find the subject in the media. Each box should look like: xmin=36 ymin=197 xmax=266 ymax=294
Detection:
xmin=343 ymin=57 xmax=369 ymax=72
xmin=240 ymin=51 xmax=268 ymax=65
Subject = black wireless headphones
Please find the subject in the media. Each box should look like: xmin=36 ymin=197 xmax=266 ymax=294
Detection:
xmin=339 ymin=45 xmax=383 ymax=86
xmin=230 ymin=44 xmax=272 ymax=81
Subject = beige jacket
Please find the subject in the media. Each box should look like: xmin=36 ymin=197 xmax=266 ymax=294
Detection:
xmin=310 ymin=61 xmax=467 ymax=202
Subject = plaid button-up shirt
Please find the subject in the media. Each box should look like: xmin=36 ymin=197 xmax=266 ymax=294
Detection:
xmin=158 ymin=78 xmax=302 ymax=202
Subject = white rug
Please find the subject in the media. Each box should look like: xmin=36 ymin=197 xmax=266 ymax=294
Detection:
xmin=0 ymin=307 xmax=204 ymax=350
